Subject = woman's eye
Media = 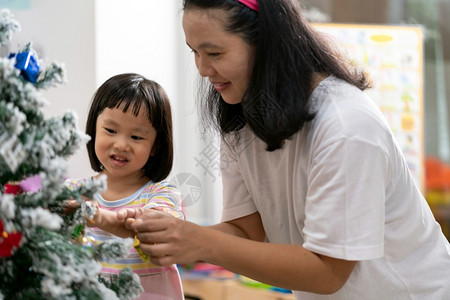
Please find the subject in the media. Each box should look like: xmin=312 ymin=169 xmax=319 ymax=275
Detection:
xmin=209 ymin=52 xmax=220 ymax=57
xmin=131 ymin=135 xmax=143 ymax=140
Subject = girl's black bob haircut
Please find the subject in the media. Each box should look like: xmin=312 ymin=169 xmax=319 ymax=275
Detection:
xmin=85 ymin=73 xmax=174 ymax=182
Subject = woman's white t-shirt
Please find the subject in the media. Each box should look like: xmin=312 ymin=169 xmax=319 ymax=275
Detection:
xmin=220 ymin=76 xmax=450 ymax=299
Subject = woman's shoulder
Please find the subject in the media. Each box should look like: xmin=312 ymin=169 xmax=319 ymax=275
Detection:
xmin=312 ymin=75 xmax=363 ymax=99
xmin=308 ymin=76 xmax=393 ymax=147
xmin=312 ymin=76 xmax=382 ymax=120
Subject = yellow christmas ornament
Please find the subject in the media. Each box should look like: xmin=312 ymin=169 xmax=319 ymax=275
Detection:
xmin=134 ymin=235 xmax=150 ymax=262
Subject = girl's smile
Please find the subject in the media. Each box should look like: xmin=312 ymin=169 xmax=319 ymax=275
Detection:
xmin=110 ymin=154 xmax=128 ymax=167
xmin=95 ymin=105 xmax=157 ymax=183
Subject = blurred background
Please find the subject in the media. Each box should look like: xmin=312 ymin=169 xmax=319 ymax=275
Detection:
xmin=1 ymin=0 xmax=449 ymax=240
xmin=302 ymin=0 xmax=450 ymax=239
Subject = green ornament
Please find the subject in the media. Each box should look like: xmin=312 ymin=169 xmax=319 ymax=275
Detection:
xmin=71 ymin=224 xmax=84 ymax=239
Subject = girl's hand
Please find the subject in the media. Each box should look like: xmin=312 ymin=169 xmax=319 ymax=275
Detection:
xmin=116 ymin=207 xmax=143 ymax=225
xmin=117 ymin=208 xmax=208 ymax=266
xmin=63 ymin=199 xmax=80 ymax=214
xmin=63 ymin=198 xmax=99 ymax=226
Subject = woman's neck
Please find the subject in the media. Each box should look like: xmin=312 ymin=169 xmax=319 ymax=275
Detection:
xmin=309 ymin=72 xmax=328 ymax=95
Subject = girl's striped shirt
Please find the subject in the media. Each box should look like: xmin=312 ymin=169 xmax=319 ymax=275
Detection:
xmin=65 ymin=178 xmax=184 ymax=276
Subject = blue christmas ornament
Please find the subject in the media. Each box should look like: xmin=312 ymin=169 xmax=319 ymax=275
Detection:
xmin=8 ymin=50 xmax=40 ymax=83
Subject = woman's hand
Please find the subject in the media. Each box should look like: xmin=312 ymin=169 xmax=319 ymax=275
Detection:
xmin=116 ymin=208 xmax=356 ymax=293
xmin=117 ymin=208 xmax=208 ymax=266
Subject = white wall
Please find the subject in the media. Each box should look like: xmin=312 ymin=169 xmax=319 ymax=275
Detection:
xmin=6 ymin=0 xmax=96 ymax=180
xmin=94 ymin=0 xmax=222 ymax=224
xmin=5 ymin=0 xmax=222 ymax=224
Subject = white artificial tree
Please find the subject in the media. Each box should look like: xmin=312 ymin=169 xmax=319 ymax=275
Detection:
xmin=0 ymin=9 xmax=142 ymax=300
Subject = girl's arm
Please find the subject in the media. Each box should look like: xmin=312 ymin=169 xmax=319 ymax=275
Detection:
xmin=64 ymin=200 xmax=134 ymax=238
xmin=122 ymin=209 xmax=356 ymax=294
xmin=91 ymin=181 xmax=183 ymax=238
xmin=88 ymin=207 xmax=135 ymax=238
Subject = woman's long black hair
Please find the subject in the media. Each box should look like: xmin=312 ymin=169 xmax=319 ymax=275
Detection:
xmin=183 ymin=0 xmax=370 ymax=151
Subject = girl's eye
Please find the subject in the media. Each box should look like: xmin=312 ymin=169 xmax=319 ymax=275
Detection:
xmin=131 ymin=135 xmax=143 ymax=141
xmin=105 ymin=128 xmax=116 ymax=134
xmin=208 ymin=52 xmax=220 ymax=57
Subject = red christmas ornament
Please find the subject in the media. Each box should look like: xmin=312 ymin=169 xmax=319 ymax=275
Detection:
xmin=4 ymin=183 xmax=23 ymax=195
xmin=0 ymin=218 xmax=22 ymax=257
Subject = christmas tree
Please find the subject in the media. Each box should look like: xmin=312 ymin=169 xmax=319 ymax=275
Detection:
xmin=0 ymin=9 xmax=142 ymax=299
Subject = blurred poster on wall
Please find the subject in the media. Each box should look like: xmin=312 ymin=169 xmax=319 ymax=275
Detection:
xmin=0 ymin=0 xmax=30 ymax=10
xmin=314 ymin=23 xmax=424 ymax=190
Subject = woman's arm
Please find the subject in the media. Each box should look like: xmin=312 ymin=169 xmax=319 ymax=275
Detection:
xmin=209 ymin=212 xmax=266 ymax=241
xmin=121 ymin=208 xmax=356 ymax=294
xmin=198 ymin=224 xmax=356 ymax=294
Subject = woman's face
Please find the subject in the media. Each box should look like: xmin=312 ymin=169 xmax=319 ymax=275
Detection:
xmin=182 ymin=8 xmax=255 ymax=104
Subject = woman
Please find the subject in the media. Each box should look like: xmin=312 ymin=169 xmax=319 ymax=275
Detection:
xmin=121 ymin=1 xmax=450 ymax=299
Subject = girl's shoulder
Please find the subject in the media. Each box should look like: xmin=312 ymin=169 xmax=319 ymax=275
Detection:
xmin=140 ymin=180 xmax=183 ymax=215
xmin=141 ymin=180 xmax=179 ymax=194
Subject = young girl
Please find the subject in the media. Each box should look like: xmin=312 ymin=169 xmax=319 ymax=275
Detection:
xmin=120 ymin=1 xmax=450 ymax=299
xmin=66 ymin=73 xmax=184 ymax=300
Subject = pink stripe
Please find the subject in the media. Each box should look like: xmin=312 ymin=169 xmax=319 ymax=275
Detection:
xmin=101 ymin=268 xmax=121 ymax=274
xmin=236 ymin=0 xmax=258 ymax=11
xmin=133 ymin=266 xmax=172 ymax=275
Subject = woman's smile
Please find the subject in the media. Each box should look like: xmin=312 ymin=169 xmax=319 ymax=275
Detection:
xmin=211 ymin=81 xmax=230 ymax=93
xmin=183 ymin=8 xmax=255 ymax=104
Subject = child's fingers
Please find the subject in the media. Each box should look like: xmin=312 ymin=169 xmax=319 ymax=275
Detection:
xmin=116 ymin=209 xmax=128 ymax=221
xmin=125 ymin=218 xmax=137 ymax=231
xmin=117 ymin=208 xmax=141 ymax=221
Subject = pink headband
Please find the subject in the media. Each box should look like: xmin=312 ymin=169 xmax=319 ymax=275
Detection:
xmin=236 ymin=0 xmax=259 ymax=11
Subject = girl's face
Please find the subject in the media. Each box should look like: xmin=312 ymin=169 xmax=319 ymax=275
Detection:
xmin=95 ymin=105 xmax=157 ymax=181
xmin=182 ymin=8 xmax=255 ymax=104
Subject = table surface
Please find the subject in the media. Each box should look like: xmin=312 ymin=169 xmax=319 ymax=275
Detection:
xmin=182 ymin=278 xmax=296 ymax=300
